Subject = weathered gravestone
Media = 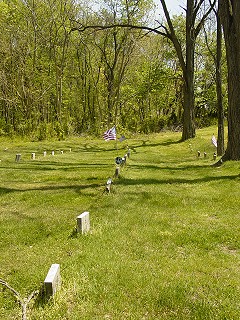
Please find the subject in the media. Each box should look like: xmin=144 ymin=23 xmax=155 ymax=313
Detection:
xmin=31 ymin=153 xmax=36 ymax=160
xmin=43 ymin=151 xmax=47 ymax=157
xmin=51 ymin=151 xmax=55 ymax=156
xmin=44 ymin=264 xmax=61 ymax=296
xmin=105 ymin=178 xmax=112 ymax=193
xmin=77 ymin=211 xmax=90 ymax=234
xmin=15 ymin=154 xmax=21 ymax=162
xmin=115 ymin=166 xmax=120 ymax=178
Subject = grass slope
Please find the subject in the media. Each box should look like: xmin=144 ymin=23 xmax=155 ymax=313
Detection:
xmin=0 ymin=127 xmax=240 ymax=320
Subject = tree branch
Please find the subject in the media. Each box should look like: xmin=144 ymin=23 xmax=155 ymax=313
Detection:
xmin=0 ymin=279 xmax=39 ymax=320
xmin=71 ymin=22 xmax=171 ymax=39
xmin=195 ymin=0 xmax=217 ymax=37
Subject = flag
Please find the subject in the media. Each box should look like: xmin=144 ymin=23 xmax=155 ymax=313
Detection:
xmin=103 ymin=126 xmax=117 ymax=141
xmin=211 ymin=135 xmax=217 ymax=148
xmin=119 ymin=135 xmax=126 ymax=142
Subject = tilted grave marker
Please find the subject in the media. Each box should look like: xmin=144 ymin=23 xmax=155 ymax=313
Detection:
xmin=44 ymin=264 xmax=61 ymax=296
xmin=77 ymin=211 xmax=90 ymax=234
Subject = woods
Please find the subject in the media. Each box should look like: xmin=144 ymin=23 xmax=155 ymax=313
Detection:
xmin=0 ymin=0 xmax=226 ymax=139
xmin=1 ymin=0 xmax=240 ymax=162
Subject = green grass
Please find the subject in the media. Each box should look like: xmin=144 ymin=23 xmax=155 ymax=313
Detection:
xmin=0 ymin=127 xmax=240 ymax=319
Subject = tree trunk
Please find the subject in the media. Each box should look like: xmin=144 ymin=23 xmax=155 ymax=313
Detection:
xmin=216 ymin=9 xmax=224 ymax=156
xmin=219 ymin=0 xmax=240 ymax=161
xmin=182 ymin=0 xmax=196 ymax=140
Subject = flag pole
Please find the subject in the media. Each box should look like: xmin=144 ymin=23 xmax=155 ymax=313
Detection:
xmin=115 ymin=125 xmax=118 ymax=150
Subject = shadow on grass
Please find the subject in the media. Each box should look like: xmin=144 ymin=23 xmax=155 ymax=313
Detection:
xmin=0 ymin=162 xmax=111 ymax=171
xmin=115 ymin=174 xmax=240 ymax=186
xmin=129 ymin=138 xmax=181 ymax=152
xmin=130 ymin=163 xmax=215 ymax=171
xmin=0 ymin=172 xmax=239 ymax=196
xmin=0 ymin=182 xmax=102 ymax=196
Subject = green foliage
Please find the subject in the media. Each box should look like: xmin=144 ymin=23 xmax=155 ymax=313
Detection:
xmin=0 ymin=127 xmax=240 ymax=319
xmin=0 ymin=0 xmax=226 ymax=136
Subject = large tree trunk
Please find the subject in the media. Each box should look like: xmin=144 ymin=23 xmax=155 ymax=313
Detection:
xmin=219 ymin=0 xmax=240 ymax=161
xmin=182 ymin=0 xmax=195 ymax=140
xmin=216 ymin=9 xmax=224 ymax=156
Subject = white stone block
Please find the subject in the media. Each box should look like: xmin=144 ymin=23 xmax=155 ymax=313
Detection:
xmin=43 ymin=151 xmax=47 ymax=157
xmin=44 ymin=264 xmax=61 ymax=296
xmin=31 ymin=153 xmax=36 ymax=160
xmin=77 ymin=211 xmax=90 ymax=234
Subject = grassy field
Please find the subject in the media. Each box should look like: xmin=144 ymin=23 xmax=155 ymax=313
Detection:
xmin=0 ymin=126 xmax=240 ymax=320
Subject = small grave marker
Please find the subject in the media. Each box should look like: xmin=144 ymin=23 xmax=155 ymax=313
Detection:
xmin=121 ymin=156 xmax=126 ymax=166
xmin=105 ymin=178 xmax=112 ymax=193
xmin=204 ymin=152 xmax=207 ymax=158
xmin=115 ymin=166 xmax=120 ymax=178
xmin=60 ymin=150 xmax=63 ymax=154
xmin=51 ymin=151 xmax=55 ymax=156
xmin=43 ymin=151 xmax=47 ymax=157
xmin=31 ymin=152 xmax=36 ymax=160
xmin=15 ymin=154 xmax=21 ymax=162
xmin=77 ymin=211 xmax=90 ymax=234
xmin=197 ymin=151 xmax=201 ymax=157
xmin=44 ymin=264 xmax=61 ymax=296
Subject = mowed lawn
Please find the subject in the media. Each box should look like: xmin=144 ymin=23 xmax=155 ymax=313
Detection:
xmin=0 ymin=127 xmax=240 ymax=320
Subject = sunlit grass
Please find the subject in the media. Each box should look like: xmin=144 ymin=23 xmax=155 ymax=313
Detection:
xmin=0 ymin=127 xmax=240 ymax=319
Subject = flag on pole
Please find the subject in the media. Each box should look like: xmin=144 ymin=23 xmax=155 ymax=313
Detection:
xmin=119 ymin=135 xmax=126 ymax=142
xmin=211 ymin=135 xmax=217 ymax=148
xmin=103 ymin=126 xmax=117 ymax=141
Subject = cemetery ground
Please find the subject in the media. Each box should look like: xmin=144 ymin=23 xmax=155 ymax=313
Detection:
xmin=0 ymin=126 xmax=240 ymax=320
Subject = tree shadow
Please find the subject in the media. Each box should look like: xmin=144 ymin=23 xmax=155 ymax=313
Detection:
xmin=130 ymin=138 xmax=181 ymax=152
xmin=0 ymin=182 xmax=102 ymax=196
xmin=116 ymin=173 xmax=240 ymax=186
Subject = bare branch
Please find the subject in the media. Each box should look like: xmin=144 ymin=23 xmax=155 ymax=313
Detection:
xmin=0 ymin=279 xmax=39 ymax=320
xmin=195 ymin=0 xmax=217 ymax=37
xmin=71 ymin=23 xmax=170 ymax=39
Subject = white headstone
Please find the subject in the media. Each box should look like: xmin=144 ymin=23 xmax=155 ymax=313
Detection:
xmin=44 ymin=264 xmax=61 ymax=296
xmin=31 ymin=153 xmax=36 ymax=160
xmin=43 ymin=151 xmax=47 ymax=157
xmin=60 ymin=150 xmax=63 ymax=154
xmin=51 ymin=151 xmax=54 ymax=156
xmin=77 ymin=211 xmax=90 ymax=234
